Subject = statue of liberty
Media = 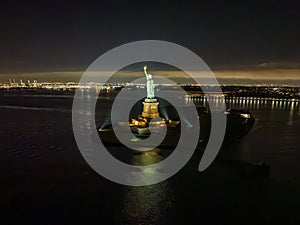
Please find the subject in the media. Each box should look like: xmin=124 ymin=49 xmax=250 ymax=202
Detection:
xmin=144 ymin=66 xmax=155 ymax=99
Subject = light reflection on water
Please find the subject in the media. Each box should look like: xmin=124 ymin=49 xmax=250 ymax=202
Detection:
xmin=189 ymin=96 xmax=300 ymax=111
xmin=187 ymin=97 xmax=300 ymax=128
xmin=121 ymin=151 xmax=174 ymax=225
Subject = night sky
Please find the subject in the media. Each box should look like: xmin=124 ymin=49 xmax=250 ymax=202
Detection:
xmin=1 ymin=0 xmax=300 ymax=75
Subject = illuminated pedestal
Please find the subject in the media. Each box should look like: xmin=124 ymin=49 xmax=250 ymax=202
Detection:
xmin=141 ymin=98 xmax=160 ymax=118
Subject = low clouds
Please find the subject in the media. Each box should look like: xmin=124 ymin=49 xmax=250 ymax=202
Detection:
xmin=257 ymin=61 xmax=300 ymax=69
xmin=1 ymin=68 xmax=300 ymax=85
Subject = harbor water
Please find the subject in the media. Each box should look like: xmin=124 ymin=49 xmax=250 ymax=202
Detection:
xmin=1 ymin=92 xmax=300 ymax=224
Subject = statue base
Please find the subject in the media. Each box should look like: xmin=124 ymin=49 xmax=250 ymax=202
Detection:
xmin=141 ymin=98 xmax=160 ymax=118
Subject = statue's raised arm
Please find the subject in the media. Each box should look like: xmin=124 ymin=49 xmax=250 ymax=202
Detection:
xmin=144 ymin=66 xmax=149 ymax=78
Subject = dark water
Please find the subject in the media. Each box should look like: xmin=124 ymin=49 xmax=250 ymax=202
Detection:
xmin=1 ymin=92 xmax=300 ymax=225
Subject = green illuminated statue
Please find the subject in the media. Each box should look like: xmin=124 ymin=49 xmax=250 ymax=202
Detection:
xmin=144 ymin=66 xmax=155 ymax=99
